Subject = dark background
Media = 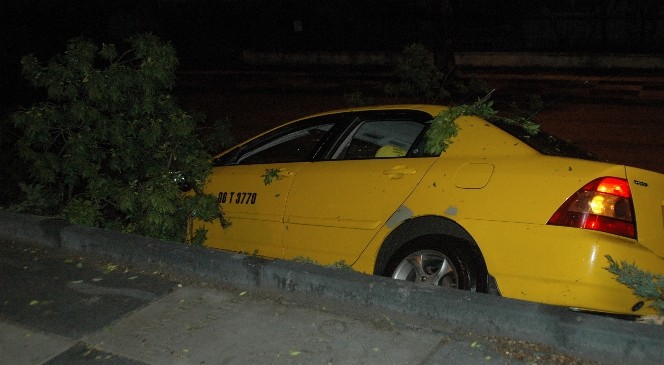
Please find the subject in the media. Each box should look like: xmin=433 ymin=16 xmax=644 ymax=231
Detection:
xmin=3 ymin=1 xmax=663 ymax=77
xmin=2 ymin=1 xmax=664 ymax=173
xmin=4 ymin=1 xmax=664 ymax=113
xmin=4 ymin=1 xmax=663 ymax=64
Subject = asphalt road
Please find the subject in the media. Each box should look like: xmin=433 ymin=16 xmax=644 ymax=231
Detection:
xmin=0 ymin=240 xmax=595 ymax=365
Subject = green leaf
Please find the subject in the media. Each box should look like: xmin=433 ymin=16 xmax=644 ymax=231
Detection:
xmin=262 ymin=168 xmax=282 ymax=185
xmin=425 ymin=99 xmax=496 ymax=155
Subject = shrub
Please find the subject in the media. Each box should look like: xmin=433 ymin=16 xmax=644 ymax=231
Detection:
xmin=385 ymin=43 xmax=489 ymax=103
xmin=7 ymin=34 xmax=225 ymax=243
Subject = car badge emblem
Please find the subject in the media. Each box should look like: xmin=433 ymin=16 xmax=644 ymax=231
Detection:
xmin=633 ymin=180 xmax=648 ymax=187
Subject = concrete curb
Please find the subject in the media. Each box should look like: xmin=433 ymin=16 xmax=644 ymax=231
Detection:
xmin=1 ymin=210 xmax=662 ymax=364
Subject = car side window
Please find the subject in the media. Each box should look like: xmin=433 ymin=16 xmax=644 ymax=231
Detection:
xmin=236 ymin=123 xmax=334 ymax=165
xmin=332 ymin=120 xmax=427 ymax=160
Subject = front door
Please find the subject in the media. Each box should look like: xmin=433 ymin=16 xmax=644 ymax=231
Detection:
xmin=283 ymin=117 xmax=438 ymax=266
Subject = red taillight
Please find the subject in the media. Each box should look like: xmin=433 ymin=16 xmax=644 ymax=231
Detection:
xmin=547 ymin=177 xmax=636 ymax=239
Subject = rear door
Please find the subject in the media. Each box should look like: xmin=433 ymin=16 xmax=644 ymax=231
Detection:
xmin=282 ymin=110 xmax=438 ymax=265
xmin=626 ymin=166 xmax=664 ymax=257
xmin=199 ymin=118 xmax=337 ymax=258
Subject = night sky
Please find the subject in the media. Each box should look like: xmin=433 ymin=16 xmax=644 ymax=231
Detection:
xmin=3 ymin=1 xmax=663 ymax=112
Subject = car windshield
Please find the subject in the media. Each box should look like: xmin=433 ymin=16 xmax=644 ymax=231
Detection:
xmin=489 ymin=117 xmax=596 ymax=160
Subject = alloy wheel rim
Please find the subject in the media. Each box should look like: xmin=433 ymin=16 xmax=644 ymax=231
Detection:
xmin=391 ymin=250 xmax=458 ymax=288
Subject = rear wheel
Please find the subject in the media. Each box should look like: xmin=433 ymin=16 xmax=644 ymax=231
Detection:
xmin=391 ymin=250 xmax=460 ymax=288
xmin=383 ymin=240 xmax=479 ymax=291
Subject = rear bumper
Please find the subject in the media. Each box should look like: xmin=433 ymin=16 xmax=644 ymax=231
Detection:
xmin=463 ymin=220 xmax=664 ymax=315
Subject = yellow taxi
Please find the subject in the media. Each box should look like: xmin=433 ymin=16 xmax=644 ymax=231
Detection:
xmin=193 ymin=104 xmax=664 ymax=315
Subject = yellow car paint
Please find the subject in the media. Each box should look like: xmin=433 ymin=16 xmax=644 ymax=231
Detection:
xmin=194 ymin=104 xmax=664 ymax=316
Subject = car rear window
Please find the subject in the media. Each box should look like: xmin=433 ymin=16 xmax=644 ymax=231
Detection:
xmin=489 ymin=117 xmax=597 ymax=160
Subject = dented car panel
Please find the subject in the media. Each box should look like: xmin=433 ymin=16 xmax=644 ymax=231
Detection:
xmin=451 ymin=221 xmax=660 ymax=311
xmin=193 ymin=104 xmax=664 ymax=316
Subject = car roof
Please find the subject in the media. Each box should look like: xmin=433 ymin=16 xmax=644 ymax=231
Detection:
xmin=289 ymin=104 xmax=448 ymax=121
xmin=216 ymin=104 xmax=595 ymax=162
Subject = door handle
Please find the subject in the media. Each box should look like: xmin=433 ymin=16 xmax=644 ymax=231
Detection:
xmin=383 ymin=165 xmax=416 ymax=179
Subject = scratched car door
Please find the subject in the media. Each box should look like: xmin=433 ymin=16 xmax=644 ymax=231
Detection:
xmin=283 ymin=111 xmax=438 ymax=266
xmin=198 ymin=119 xmax=335 ymax=258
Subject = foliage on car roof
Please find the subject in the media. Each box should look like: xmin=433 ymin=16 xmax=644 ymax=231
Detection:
xmin=425 ymin=98 xmax=595 ymax=160
xmin=489 ymin=116 xmax=595 ymax=160
xmin=496 ymin=116 xmax=540 ymax=136
xmin=424 ymin=98 xmax=497 ymax=155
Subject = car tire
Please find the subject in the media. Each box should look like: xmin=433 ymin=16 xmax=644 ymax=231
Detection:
xmin=383 ymin=240 xmax=478 ymax=291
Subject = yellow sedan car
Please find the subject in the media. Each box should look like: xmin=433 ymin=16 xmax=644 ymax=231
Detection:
xmin=193 ymin=104 xmax=664 ymax=316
